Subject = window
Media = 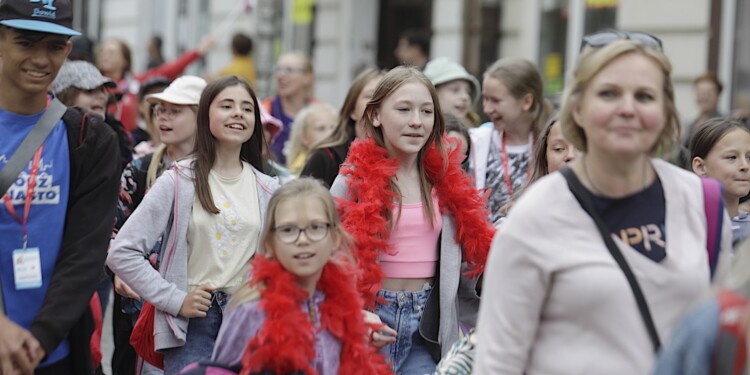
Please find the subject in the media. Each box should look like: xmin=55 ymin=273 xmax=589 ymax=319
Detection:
xmin=732 ymin=0 xmax=750 ymax=111
xmin=538 ymin=0 xmax=617 ymax=102
xmin=539 ymin=0 xmax=568 ymax=101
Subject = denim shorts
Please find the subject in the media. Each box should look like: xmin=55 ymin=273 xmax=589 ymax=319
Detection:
xmin=375 ymin=284 xmax=437 ymax=375
xmin=162 ymin=292 xmax=228 ymax=375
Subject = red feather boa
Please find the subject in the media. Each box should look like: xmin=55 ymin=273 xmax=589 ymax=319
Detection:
xmin=337 ymin=138 xmax=496 ymax=308
xmin=240 ymin=256 xmax=391 ymax=375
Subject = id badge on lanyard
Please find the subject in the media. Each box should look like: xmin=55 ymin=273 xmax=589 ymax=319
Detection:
xmin=3 ymin=145 xmax=44 ymax=290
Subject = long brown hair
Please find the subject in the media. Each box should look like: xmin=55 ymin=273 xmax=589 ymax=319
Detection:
xmin=528 ymin=116 xmax=559 ymax=185
xmin=361 ymin=66 xmax=447 ymax=226
xmin=311 ymin=68 xmax=383 ymax=151
xmin=689 ymin=118 xmax=750 ymax=160
xmin=193 ymin=76 xmax=266 ymax=214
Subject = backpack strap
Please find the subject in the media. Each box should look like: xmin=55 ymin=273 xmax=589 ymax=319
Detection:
xmin=713 ymin=285 xmax=750 ymax=375
xmin=702 ymin=177 xmax=724 ymax=278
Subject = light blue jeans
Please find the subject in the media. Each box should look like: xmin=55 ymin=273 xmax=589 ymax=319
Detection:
xmin=375 ymin=285 xmax=437 ymax=375
xmin=162 ymin=292 xmax=228 ymax=375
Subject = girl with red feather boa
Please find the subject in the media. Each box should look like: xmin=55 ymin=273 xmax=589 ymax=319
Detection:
xmin=330 ymin=66 xmax=496 ymax=373
xmin=210 ymin=178 xmax=390 ymax=375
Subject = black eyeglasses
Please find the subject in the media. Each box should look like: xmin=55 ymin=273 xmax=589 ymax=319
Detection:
xmin=580 ymin=30 xmax=663 ymax=52
xmin=273 ymin=222 xmax=331 ymax=244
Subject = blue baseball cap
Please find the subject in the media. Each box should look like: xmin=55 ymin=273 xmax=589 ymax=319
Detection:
xmin=0 ymin=0 xmax=80 ymax=36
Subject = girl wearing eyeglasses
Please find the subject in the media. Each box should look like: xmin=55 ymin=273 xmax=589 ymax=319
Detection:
xmin=262 ymin=51 xmax=323 ymax=165
xmin=474 ymin=33 xmax=733 ymax=374
xmin=207 ymin=178 xmax=390 ymax=374
xmin=108 ymin=76 xmax=279 ymax=374
xmin=109 ymin=75 xmax=205 ymax=375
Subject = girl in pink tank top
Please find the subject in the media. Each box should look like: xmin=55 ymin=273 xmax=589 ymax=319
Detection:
xmin=333 ymin=66 xmax=495 ymax=373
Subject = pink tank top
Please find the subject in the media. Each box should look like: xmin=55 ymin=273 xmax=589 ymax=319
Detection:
xmin=381 ymin=195 xmax=442 ymax=278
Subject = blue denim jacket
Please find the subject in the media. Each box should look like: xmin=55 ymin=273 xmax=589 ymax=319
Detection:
xmin=651 ymin=299 xmax=719 ymax=375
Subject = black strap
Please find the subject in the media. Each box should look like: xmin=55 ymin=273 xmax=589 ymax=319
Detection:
xmin=0 ymin=98 xmax=67 ymax=314
xmin=561 ymin=167 xmax=662 ymax=352
xmin=0 ymin=98 xmax=67 ymax=196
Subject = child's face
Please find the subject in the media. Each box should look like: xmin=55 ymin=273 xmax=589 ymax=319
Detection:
xmin=700 ymin=128 xmax=750 ymax=199
xmin=302 ymin=110 xmax=336 ymax=147
xmin=437 ymin=80 xmax=472 ymax=119
xmin=482 ymin=76 xmax=530 ymax=131
xmin=0 ymin=29 xmax=71 ymax=96
xmin=209 ymin=85 xmax=256 ymax=148
xmin=97 ymin=40 xmax=126 ymax=75
xmin=374 ymin=82 xmax=435 ymax=157
xmin=545 ymin=122 xmax=578 ymax=174
xmin=270 ymin=196 xmax=337 ymax=288
xmin=351 ymin=77 xmax=380 ymax=124
xmin=155 ymin=102 xmax=197 ymax=148
xmin=75 ymin=86 xmax=108 ymax=118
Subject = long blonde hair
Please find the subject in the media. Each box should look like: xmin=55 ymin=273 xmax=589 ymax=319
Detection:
xmin=284 ymin=103 xmax=337 ymax=170
xmin=145 ymin=144 xmax=167 ymax=189
xmin=227 ymin=178 xmax=353 ymax=311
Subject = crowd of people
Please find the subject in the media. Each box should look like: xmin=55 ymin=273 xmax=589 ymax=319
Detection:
xmin=3 ymin=2 xmax=750 ymax=375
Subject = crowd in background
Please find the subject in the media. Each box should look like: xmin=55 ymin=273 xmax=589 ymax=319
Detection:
xmin=3 ymin=1 xmax=750 ymax=375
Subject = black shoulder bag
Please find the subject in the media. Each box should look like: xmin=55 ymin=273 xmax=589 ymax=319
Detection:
xmin=0 ymin=98 xmax=67 ymax=313
xmin=560 ymin=167 xmax=662 ymax=352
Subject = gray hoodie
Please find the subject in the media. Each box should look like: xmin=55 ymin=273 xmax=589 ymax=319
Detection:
xmin=107 ymin=161 xmax=279 ymax=351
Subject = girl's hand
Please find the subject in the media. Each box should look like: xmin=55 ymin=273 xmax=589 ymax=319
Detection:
xmin=113 ymin=275 xmax=140 ymax=300
xmin=179 ymin=285 xmax=214 ymax=318
xmin=363 ymin=310 xmax=397 ymax=349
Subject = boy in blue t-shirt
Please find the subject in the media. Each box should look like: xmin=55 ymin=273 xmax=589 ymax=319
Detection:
xmin=0 ymin=1 xmax=120 ymax=374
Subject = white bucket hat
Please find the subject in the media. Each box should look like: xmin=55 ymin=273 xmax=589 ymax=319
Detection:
xmin=146 ymin=76 xmax=207 ymax=105
xmin=423 ymin=57 xmax=481 ymax=104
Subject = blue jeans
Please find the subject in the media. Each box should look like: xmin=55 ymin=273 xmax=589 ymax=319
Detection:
xmin=162 ymin=292 xmax=227 ymax=375
xmin=375 ymin=285 xmax=437 ymax=375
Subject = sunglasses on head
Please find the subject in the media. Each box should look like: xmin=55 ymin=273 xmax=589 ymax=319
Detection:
xmin=580 ymin=30 xmax=663 ymax=52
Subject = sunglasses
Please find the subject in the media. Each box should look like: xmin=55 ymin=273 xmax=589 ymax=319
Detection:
xmin=580 ymin=30 xmax=663 ymax=52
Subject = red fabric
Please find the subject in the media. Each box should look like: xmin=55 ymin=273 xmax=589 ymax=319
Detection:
xmin=130 ymin=301 xmax=165 ymax=369
xmin=239 ymin=256 xmax=391 ymax=375
xmin=89 ymin=294 xmax=102 ymax=368
xmin=113 ymin=50 xmax=202 ymax=132
xmin=337 ymin=138 xmax=496 ymax=308
xmin=714 ymin=290 xmax=749 ymax=375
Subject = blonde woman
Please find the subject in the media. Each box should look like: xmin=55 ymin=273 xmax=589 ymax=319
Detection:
xmin=474 ymin=32 xmax=733 ymax=374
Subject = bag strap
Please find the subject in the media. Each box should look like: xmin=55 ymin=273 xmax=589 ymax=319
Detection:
xmin=0 ymin=98 xmax=66 ymax=314
xmin=160 ymin=164 xmax=181 ymax=273
xmin=702 ymin=177 xmax=724 ymax=278
xmin=0 ymin=98 xmax=66 ymax=196
xmin=561 ymin=167 xmax=662 ymax=352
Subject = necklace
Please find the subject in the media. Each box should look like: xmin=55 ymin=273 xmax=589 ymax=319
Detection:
xmin=582 ymin=156 xmax=650 ymax=197
xmin=498 ymin=130 xmax=534 ymax=199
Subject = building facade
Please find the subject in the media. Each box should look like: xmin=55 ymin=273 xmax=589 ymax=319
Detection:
xmin=83 ymin=0 xmax=749 ymax=123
